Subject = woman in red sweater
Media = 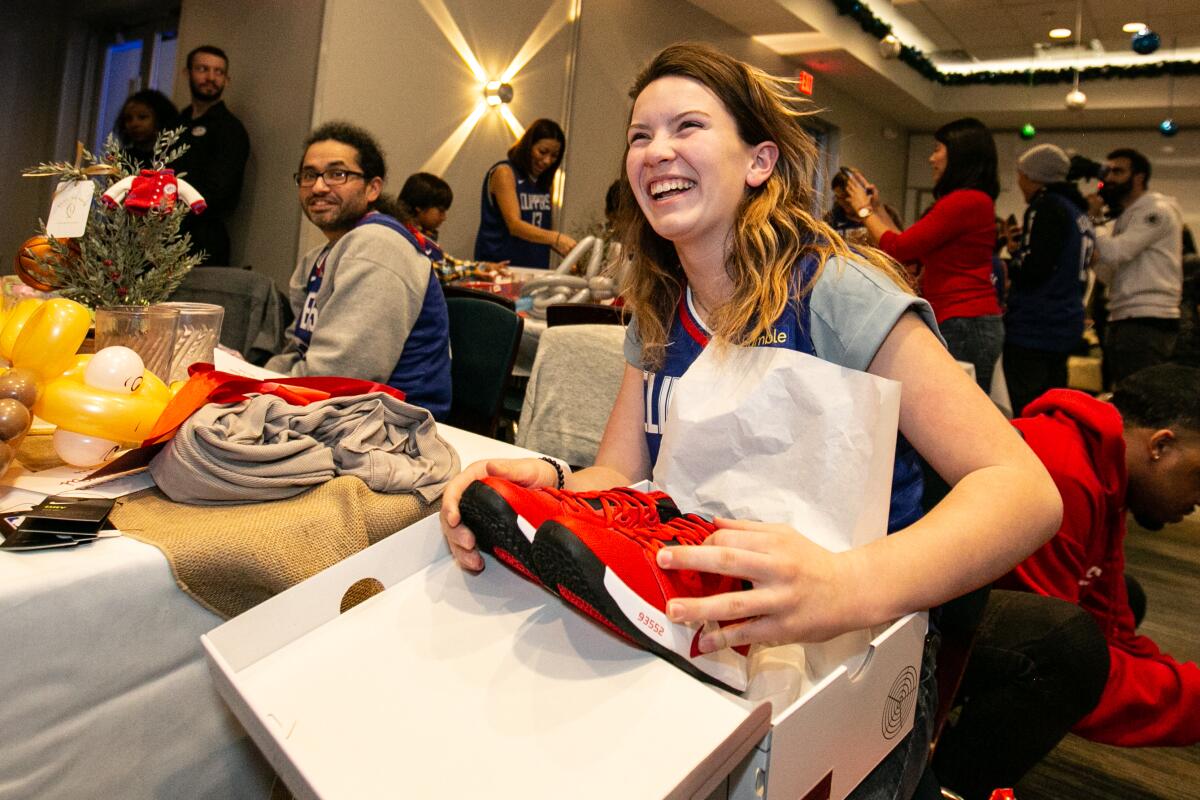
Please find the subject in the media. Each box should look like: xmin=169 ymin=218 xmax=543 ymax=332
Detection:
xmin=847 ymin=118 xmax=1003 ymax=390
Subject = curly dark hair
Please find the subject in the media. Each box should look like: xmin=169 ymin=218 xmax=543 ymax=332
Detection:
xmin=301 ymin=121 xmax=388 ymax=183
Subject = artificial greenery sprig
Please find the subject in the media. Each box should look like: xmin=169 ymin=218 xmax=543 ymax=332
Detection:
xmin=20 ymin=128 xmax=204 ymax=307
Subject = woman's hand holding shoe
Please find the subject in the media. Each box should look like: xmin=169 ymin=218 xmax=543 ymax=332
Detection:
xmin=659 ymin=517 xmax=865 ymax=650
xmin=439 ymin=457 xmax=560 ymax=571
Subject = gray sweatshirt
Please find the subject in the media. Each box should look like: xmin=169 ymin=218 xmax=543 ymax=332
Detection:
xmin=267 ymin=222 xmax=437 ymax=382
xmin=1095 ymin=192 xmax=1183 ymax=321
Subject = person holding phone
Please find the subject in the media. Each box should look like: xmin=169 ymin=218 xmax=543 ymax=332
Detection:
xmin=825 ymin=167 xmax=901 ymax=248
xmin=846 ymin=120 xmax=1004 ymax=391
xmin=1002 ymin=144 xmax=1095 ymax=415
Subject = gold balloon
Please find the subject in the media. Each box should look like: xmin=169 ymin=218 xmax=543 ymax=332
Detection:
xmin=0 ymin=367 xmax=41 ymax=409
xmin=35 ymin=356 xmax=170 ymax=444
xmin=10 ymin=298 xmax=91 ymax=382
xmin=0 ymin=298 xmax=44 ymax=360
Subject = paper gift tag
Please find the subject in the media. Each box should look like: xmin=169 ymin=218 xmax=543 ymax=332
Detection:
xmin=46 ymin=180 xmax=94 ymax=238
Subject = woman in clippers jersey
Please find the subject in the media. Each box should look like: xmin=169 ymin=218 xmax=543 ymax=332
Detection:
xmin=473 ymin=118 xmax=577 ymax=268
xmin=443 ymin=45 xmax=1061 ymax=797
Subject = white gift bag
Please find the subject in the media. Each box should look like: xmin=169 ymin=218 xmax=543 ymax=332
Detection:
xmin=653 ymin=345 xmax=902 ymax=677
xmin=655 ymin=345 xmax=900 ymax=553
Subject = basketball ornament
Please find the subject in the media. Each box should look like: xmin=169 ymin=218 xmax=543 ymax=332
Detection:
xmin=15 ymin=235 xmax=79 ymax=291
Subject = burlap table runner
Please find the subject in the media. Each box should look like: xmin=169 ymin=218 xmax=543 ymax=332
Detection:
xmin=110 ymin=477 xmax=436 ymax=619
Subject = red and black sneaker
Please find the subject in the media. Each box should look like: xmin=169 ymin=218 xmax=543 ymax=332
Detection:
xmin=456 ymin=477 xmax=679 ymax=589
xmin=531 ymin=512 xmax=751 ymax=692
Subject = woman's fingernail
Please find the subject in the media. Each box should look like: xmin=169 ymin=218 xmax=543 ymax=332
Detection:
xmin=667 ymin=601 xmax=682 ymax=621
xmin=657 ymin=548 xmax=672 ymax=567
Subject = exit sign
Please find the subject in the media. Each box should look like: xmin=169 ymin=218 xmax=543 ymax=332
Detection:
xmin=797 ymin=70 xmax=814 ymax=96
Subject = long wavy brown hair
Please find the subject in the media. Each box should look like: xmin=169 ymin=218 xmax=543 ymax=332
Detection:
xmin=615 ymin=43 xmax=912 ymax=368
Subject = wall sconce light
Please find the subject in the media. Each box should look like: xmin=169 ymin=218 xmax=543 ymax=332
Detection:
xmin=484 ymin=81 xmax=514 ymax=106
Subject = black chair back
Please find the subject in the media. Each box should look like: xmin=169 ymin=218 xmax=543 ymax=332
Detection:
xmin=442 ymin=284 xmax=516 ymax=310
xmin=545 ymin=302 xmax=627 ymax=327
xmin=445 ymin=297 xmax=524 ymax=437
xmin=168 ymin=268 xmax=287 ymax=364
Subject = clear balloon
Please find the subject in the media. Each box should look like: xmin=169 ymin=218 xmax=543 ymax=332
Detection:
xmin=52 ymin=428 xmax=121 ymax=467
xmin=84 ymin=346 xmax=145 ymax=393
xmin=10 ymin=298 xmax=92 ymax=382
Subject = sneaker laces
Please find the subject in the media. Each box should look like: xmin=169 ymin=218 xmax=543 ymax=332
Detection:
xmin=544 ymin=486 xmax=665 ymax=528
xmin=622 ymin=514 xmax=714 ymax=552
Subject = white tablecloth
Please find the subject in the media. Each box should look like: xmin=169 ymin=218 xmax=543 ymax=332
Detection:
xmin=0 ymin=423 xmax=535 ymax=800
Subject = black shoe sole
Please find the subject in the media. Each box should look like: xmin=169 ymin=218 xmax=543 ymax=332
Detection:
xmin=458 ymin=481 xmax=548 ymax=589
xmin=532 ymin=519 xmax=741 ymax=692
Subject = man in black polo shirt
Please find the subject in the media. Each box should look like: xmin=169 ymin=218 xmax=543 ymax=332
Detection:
xmin=175 ymin=44 xmax=250 ymax=266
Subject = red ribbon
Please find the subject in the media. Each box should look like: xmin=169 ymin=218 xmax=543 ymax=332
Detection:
xmin=142 ymin=363 xmax=406 ymax=446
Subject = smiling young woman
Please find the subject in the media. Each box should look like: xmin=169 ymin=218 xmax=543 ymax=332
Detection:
xmin=442 ymin=43 xmax=1060 ymax=798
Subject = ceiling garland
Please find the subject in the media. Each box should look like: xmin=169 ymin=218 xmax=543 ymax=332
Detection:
xmin=830 ymin=0 xmax=1200 ymax=86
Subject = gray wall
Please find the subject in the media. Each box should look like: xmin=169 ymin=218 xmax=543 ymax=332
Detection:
xmin=0 ymin=0 xmax=75 ymax=269
xmin=175 ymin=0 xmax=325 ymax=284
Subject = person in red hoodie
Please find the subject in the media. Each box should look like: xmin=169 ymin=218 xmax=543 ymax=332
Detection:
xmin=935 ymin=364 xmax=1200 ymax=798
xmin=1006 ymin=365 xmax=1200 ymax=745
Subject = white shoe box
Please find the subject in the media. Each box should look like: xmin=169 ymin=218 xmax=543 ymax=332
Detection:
xmin=203 ymin=513 xmax=926 ymax=799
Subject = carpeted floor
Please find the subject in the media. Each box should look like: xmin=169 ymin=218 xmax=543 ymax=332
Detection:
xmin=1015 ymin=512 xmax=1200 ymax=799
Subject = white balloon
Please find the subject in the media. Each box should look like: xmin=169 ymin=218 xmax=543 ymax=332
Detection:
xmin=85 ymin=346 xmax=145 ymax=393
xmin=53 ymin=428 xmax=121 ymax=467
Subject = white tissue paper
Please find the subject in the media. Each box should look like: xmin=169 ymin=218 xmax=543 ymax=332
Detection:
xmin=653 ymin=344 xmax=902 ymax=696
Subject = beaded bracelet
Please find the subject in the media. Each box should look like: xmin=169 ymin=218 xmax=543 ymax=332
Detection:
xmin=539 ymin=456 xmax=565 ymax=490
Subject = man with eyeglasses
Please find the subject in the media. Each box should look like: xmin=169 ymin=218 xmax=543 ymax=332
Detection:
xmin=266 ymin=122 xmax=451 ymax=420
xmin=174 ymin=44 xmax=250 ymax=266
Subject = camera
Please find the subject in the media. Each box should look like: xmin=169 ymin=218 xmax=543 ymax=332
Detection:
xmin=1067 ymin=154 xmax=1108 ymax=182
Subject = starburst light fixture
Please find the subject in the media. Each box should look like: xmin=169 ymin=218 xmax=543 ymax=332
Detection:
xmin=416 ymin=0 xmax=574 ymax=174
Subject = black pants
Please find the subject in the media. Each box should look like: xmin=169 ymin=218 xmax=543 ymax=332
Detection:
xmin=1003 ymin=344 xmax=1068 ymax=417
xmin=1104 ymin=317 xmax=1179 ymax=390
xmin=931 ymin=591 xmax=1110 ymax=800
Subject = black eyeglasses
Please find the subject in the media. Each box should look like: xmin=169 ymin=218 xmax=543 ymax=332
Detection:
xmin=294 ymin=168 xmax=366 ymax=187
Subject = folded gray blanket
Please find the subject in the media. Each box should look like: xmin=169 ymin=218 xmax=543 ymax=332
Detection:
xmin=149 ymin=392 xmax=460 ymax=504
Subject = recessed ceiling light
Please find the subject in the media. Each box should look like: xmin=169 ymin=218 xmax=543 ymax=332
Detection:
xmin=1049 ymin=28 xmax=1072 ymax=39
xmin=1122 ymin=22 xmax=1147 ymax=34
